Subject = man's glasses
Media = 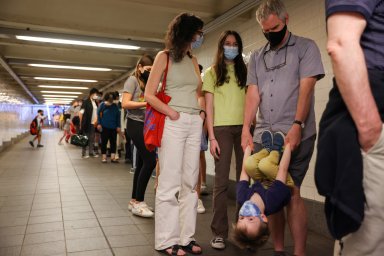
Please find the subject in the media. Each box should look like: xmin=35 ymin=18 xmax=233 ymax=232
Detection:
xmin=263 ymin=33 xmax=291 ymax=72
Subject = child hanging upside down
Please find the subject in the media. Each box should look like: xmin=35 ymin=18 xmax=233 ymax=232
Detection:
xmin=233 ymin=130 xmax=293 ymax=250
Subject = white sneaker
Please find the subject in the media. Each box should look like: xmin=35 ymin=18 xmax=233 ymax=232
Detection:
xmin=58 ymin=142 xmax=63 ymax=145
xmin=128 ymin=200 xmax=135 ymax=211
xmin=211 ymin=236 xmax=226 ymax=250
xmin=140 ymin=201 xmax=154 ymax=212
xmin=82 ymin=155 xmax=89 ymax=159
xmin=132 ymin=202 xmax=154 ymax=218
xmin=197 ymin=199 xmax=206 ymax=214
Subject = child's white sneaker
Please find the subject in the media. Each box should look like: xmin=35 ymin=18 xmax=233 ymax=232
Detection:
xmin=197 ymin=199 xmax=206 ymax=214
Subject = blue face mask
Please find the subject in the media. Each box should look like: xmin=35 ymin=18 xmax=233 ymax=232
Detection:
xmin=191 ymin=35 xmax=204 ymax=49
xmin=239 ymin=200 xmax=263 ymax=221
xmin=224 ymin=46 xmax=239 ymax=60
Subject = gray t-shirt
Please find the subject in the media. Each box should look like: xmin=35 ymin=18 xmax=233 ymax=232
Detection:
xmin=123 ymin=76 xmax=145 ymax=122
xmin=247 ymin=33 xmax=325 ymax=142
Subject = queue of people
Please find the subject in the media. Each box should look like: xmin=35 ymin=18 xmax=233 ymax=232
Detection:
xmin=28 ymin=0 xmax=384 ymax=255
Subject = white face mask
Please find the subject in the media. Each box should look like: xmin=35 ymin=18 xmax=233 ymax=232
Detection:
xmin=113 ymin=100 xmax=119 ymax=104
xmin=92 ymin=95 xmax=98 ymax=100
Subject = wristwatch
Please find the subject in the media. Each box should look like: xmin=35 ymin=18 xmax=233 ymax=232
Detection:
xmin=293 ymin=120 xmax=305 ymax=129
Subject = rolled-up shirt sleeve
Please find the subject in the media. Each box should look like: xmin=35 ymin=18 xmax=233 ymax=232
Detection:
xmin=326 ymin=0 xmax=376 ymax=21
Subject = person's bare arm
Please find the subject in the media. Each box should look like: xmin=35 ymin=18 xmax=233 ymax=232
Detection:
xmin=144 ymin=51 xmax=179 ymax=120
xmin=239 ymin=146 xmax=252 ymax=181
xmin=285 ymin=77 xmax=316 ymax=150
xmin=275 ymin=143 xmax=291 ymax=183
xmin=192 ymin=56 xmax=206 ymax=115
xmin=121 ymin=92 xmax=146 ymax=109
xmin=241 ymin=85 xmax=260 ymax=152
xmin=327 ymin=13 xmax=382 ymax=152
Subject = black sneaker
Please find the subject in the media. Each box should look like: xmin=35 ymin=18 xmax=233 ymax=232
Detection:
xmin=37 ymin=144 xmax=44 ymax=148
xmin=29 ymin=141 xmax=34 ymax=148
xmin=272 ymin=132 xmax=285 ymax=152
xmin=261 ymin=130 xmax=273 ymax=151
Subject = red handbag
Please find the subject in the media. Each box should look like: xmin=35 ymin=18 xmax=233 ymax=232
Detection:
xmin=143 ymin=52 xmax=171 ymax=151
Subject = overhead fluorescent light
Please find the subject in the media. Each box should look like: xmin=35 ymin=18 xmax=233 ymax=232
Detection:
xmin=29 ymin=63 xmax=111 ymax=71
xmin=40 ymin=91 xmax=82 ymax=94
xmin=35 ymin=77 xmax=97 ymax=82
xmin=45 ymin=102 xmax=71 ymax=105
xmin=44 ymin=100 xmax=73 ymax=103
xmin=44 ymin=99 xmax=73 ymax=101
xmin=38 ymin=85 xmax=89 ymax=90
xmin=16 ymin=35 xmax=140 ymax=50
xmin=43 ymin=95 xmax=78 ymax=98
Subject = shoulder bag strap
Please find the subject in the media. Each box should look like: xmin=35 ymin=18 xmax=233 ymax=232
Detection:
xmin=160 ymin=52 xmax=170 ymax=93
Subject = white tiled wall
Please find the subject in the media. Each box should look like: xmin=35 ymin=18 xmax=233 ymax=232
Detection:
xmin=197 ymin=0 xmax=333 ymax=203
xmin=0 ymin=74 xmax=35 ymax=145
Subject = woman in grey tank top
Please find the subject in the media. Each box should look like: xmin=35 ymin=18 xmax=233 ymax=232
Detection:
xmin=145 ymin=13 xmax=206 ymax=256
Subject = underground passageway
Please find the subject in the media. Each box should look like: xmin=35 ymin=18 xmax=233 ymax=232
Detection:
xmin=0 ymin=130 xmax=333 ymax=256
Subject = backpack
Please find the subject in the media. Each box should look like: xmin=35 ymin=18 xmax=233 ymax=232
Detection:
xmin=30 ymin=118 xmax=38 ymax=135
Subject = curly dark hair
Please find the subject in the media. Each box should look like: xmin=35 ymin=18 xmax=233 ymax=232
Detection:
xmin=213 ymin=30 xmax=247 ymax=88
xmin=165 ymin=13 xmax=204 ymax=62
xmin=232 ymin=222 xmax=270 ymax=250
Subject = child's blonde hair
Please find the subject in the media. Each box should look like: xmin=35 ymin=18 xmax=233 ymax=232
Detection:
xmin=232 ymin=222 xmax=270 ymax=250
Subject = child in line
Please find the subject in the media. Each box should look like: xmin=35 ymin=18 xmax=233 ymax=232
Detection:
xmin=233 ymin=130 xmax=293 ymax=250
xmin=29 ymin=109 xmax=47 ymax=148
xmin=58 ymin=114 xmax=73 ymax=145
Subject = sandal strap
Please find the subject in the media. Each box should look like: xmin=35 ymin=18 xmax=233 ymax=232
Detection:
xmin=183 ymin=240 xmax=201 ymax=251
xmin=171 ymin=245 xmax=180 ymax=255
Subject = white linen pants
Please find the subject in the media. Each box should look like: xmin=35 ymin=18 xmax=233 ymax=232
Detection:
xmin=334 ymin=124 xmax=384 ymax=256
xmin=155 ymin=113 xmax=203 ymax=250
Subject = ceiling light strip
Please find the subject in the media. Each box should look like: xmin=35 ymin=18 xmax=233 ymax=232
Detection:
xmin=16 ymin=35 xmax=140 ymax=50
xmin=38 ymin=85 xmax=89 ymax=89
xmin=43 ymin=95 xmax=78 ymax=98
xmin=29 ymin=63 xmax=111 ymax=71
xmin=35 ymin=77 xmax=97 ymax=82
xmin=40 ymin=91 xmax=82 ymax=94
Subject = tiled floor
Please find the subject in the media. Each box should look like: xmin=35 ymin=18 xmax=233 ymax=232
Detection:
xmin=0 ymin=130 xmax=333 ymax=256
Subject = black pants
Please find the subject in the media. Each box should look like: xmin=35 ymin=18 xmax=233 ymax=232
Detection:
xmin=126 ymin=118 xmax=156 ymax=202
xmin=124 ymin=128 xmax=133 ymax=161
xmin=101 ymin=127 xmax=117 ymax=155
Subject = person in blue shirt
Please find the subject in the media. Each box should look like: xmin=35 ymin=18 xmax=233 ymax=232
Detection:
xmin=234 ymin=131 xmax=292 ymax=250
xmin=97 ymin=92 xmax=121 ymax=163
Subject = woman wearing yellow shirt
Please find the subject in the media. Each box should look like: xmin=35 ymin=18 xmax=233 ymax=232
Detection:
xmin=203 ymin=30 xmax=247 ymax=250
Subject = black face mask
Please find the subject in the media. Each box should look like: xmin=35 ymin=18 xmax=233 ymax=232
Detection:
xmin=141 ymin=70 xmax=150 ymax=84
xmin=263 ymin=24 xmax=287 ymax=47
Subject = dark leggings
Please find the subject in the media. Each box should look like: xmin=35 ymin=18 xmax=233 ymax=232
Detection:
xmin=101 ymin=127 xmax=117 ymax=154
xmin=126 ymin=118 xmax=157 ymax=202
